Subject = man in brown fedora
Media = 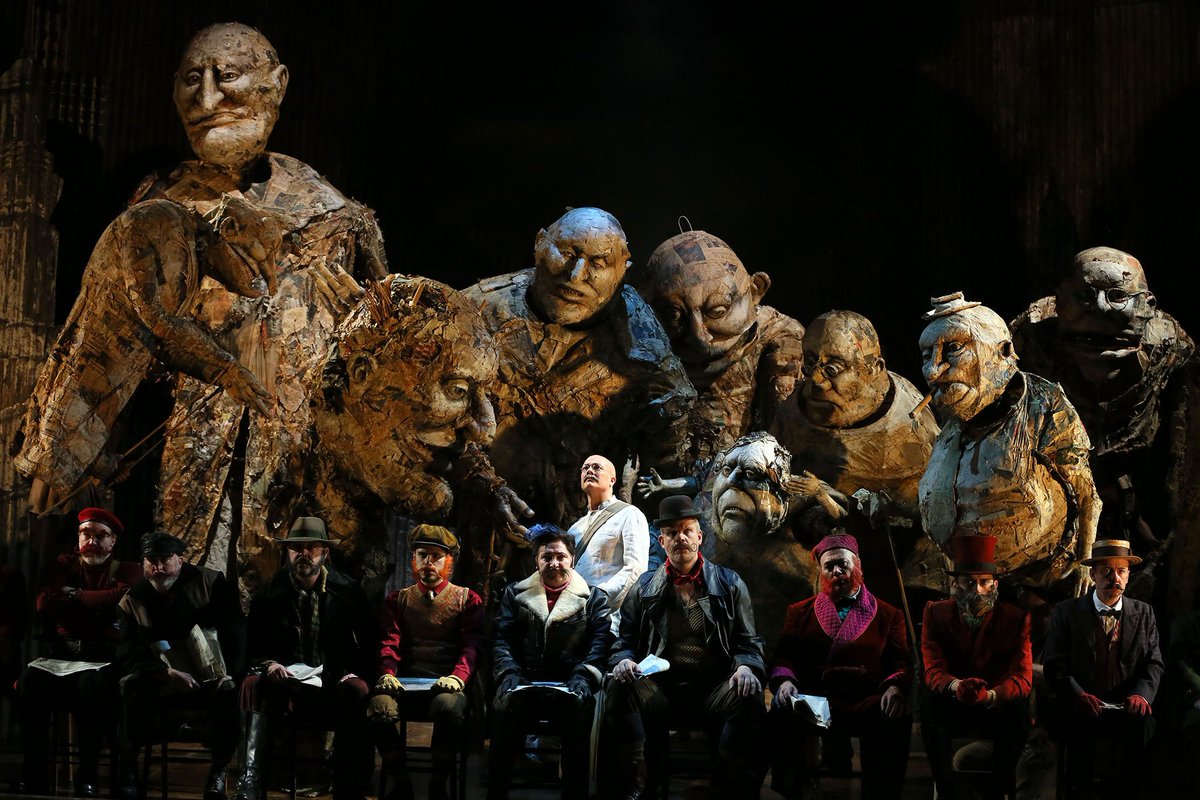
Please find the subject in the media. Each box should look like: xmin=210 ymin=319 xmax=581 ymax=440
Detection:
xmin=232 ymin=517 xmax=379 ymax=800
xmin=367 ymin=525 xmax=484 ymax=800
xmin=608 ymin=494 xmax=766 ymax=800
xmin=921 ymin=535 xmax=1032 ymax=799
xmin=1043 ymin=538 xmax=1164 ymax=797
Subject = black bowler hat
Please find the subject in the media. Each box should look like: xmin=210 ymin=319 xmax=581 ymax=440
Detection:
xmin=654 ymin=495 xmax=702 ymax=527
xmin=141 ymin=531 xmax=186 ymax=558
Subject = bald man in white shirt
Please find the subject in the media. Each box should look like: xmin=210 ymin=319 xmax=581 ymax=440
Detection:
xmin=568 ymin=455 xmax=649 ymax=624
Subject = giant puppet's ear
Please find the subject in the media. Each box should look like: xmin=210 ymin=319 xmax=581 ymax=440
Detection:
xmin=750 ymin=271 xmax=771 ymax=304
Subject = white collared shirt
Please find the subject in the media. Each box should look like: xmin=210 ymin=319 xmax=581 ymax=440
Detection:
xmin=1092 ymin=591 xmax=1124 ymax=635
xmin=568 ymin=496 xmax=649 ymax=610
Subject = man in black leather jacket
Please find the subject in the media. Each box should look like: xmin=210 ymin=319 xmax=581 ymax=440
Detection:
xmin=608 ymin=495 xmax=766 ymax=800
xmin=489 ymin=525 xmax=612 ymax=800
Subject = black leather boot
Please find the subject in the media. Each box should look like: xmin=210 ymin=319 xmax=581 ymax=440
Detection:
xmin=204 ymin=763 xmax=228 ymax=800
xmin=232 ymin=711 xmax=266 ymax=800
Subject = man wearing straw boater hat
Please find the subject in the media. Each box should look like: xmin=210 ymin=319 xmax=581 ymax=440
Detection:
xmin=921 ymin=535 xmax=1032 ymax=799
xmin=1043 ymin=538 xmax=1164 ymax=796
xmin=232 ymin=517 xmax=378 ymax=800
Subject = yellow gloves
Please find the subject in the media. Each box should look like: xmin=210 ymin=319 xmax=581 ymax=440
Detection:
xmin=433 ymin=675 xmax=465 ymax=693
xmin=376 ymin=674 xmax=403 ymax=693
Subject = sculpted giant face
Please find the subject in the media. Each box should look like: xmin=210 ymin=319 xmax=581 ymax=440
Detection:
xmin=323 ymin=277 xmax=499 ymax=509
xmin=920 ymin=307 xmax=1018 ymax=423
xmin=174 ymin=23 xmax=289 ymax=169
xmin=711 ymin=433 xmax=791 ymax=542
xmin=530 ymin=208 xmax=631 ymax=326
xmin=637 ymin=231 xmax=769 ymax=367
xmin=1055 ymin=247 xmax=1156 ymax=382
xmin=800 ymin=311 xmax=890 ymax=428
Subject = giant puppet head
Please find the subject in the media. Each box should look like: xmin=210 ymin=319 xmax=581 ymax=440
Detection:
xmin=919 ymin=293 xmax=1019 ymax=423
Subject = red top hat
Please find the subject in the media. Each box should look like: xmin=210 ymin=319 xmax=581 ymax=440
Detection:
xmin=947 ymin=535 xmax=999 ymax=576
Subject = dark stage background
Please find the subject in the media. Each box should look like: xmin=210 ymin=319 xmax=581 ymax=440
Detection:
xmin=3 ymin=0 xmax=1200 ymax=545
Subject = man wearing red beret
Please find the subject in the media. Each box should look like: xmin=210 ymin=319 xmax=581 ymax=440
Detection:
xmin=17 ymin=508 xmax=141 ymax=797
xmin=767 ymin=531 xmax=911 ymax=799
xmin=921 ymin=535 xmax=1032 ymax=799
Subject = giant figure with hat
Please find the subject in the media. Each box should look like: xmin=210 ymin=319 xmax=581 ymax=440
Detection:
xmin=920 ymin=535 xmax=1032 ymax=799
xmin=368 ymin=524 xmax=484 ymax=800
xmin=232 ymin=517 xmax=379 ymax=800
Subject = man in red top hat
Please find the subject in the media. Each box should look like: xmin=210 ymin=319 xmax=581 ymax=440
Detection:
xmin=766 ymin=531 xmax=911 ymax=800
xmin=17 ymin=507 xmax=141 ymax=797
xmin=921 ymin=535 xmax=1032 ymax=799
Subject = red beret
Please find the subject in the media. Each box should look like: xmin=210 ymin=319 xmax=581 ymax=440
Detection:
xmin=813 ymin=533 xmax=859 ymax=561
xmin=78 ymin=507 xmax=123 ymax=535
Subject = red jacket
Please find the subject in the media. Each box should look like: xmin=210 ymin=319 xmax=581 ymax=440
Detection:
xmin=770 ymin=591 xmax=910 ymax=718
xmin=921 ymin=599 xmax=1032 ymax=703
xmin=36 ymin=554 xmax=141 ymax=647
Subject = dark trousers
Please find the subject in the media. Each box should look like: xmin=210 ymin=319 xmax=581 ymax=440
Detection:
xmin=767 ymin=699 xmax=911 ymax=800
xmin=18 ymin=664 xmax=121 ymax=786
xmin=120 ymin=671 xmax=239 ymax=765
xmin=489 ymin=686 xmax=593 ymax=799
xmin=922 ymin=693 xmax=1029 ymax=799
xmin=374 ymin=688 xmax=470 ymax=773
xmin=607 ymin=672 xmax=765 ymax=797
xmin=1059 ymin=705 xmax=1156 ymax=798
xmin=239 ymin=673 xmax=372 ymax=794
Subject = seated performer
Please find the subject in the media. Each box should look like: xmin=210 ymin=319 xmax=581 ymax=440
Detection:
xmin=609 ymin=495 xmax=766 ymax=800
xmin=489 ymin=525 xmax=611 ymax=800
xmin=768 ymin=532 xmax=911 ymax=800
xmin=17 ymin=508 xmax=140 ymax=796
xmin=368 ymin=525 xmax=484 ymax=800
xmin=115 ymin=532 xmax=244 ymax=800
xmin=921 ymin=535 xmax=1032 ymax=799
xmin=1043 ymin=539 xmax=1163 ymax=797
xmin=233 ymin=517 xmax=378 ymax=800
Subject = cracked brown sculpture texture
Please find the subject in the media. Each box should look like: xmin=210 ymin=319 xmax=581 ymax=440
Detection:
xmin=918 ymin=293 xmax=1100 ymax=597
xmin=770 ymin=310 xmax=945 ymax=600
xmin=462 ymin=207 xmax=696 ymax=530
xmin=1011 ymin=246 xmax=1198 ymax=609
xmin=632 ymin=229 xmax=805 ymax=469
xmin=12 ymin=197 xmax=278 ymax=513
xmin=142 ymin=23 xmax=389 ymax=592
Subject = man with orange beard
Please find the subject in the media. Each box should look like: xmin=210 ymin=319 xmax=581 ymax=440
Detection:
xmin=767 ymin=533 xmax=911 ymax=799
xmin=367 ymin=526 xmax=484 ymax=800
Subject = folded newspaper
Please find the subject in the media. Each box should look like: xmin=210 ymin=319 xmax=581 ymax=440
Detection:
xmin=286 ymin=663 xmax=324 ymax=687
xmin=790 ymin=693 xmax=832 ymax=728
xmin=396 ymin=677 xmax=438 ymax=691
xmin=637 ymin=654 xmax=670 ymax=676
xmin=510 ymin=681 xmax=574 ymax=694
xmin=27 ymin=657 xmax=109 ymax=677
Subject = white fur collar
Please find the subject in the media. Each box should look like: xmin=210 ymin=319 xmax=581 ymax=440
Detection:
xmin=514 ymin=570 xmax=591 ymax=627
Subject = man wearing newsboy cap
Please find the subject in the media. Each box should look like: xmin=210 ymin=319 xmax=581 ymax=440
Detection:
xmin=1043 ymin=539 xmax=1164 ymax=796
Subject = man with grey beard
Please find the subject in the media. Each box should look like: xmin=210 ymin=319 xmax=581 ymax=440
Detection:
xmin=920 ymin=536 xmax=1032 ymax=799
xmin=115 ymin=532 xmax=244 ymax=800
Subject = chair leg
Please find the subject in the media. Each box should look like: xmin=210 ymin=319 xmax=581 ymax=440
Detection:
xmin=161 ymin=737 xmax=168 ymax=800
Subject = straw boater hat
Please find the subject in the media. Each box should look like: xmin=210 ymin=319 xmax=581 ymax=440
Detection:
xmin=1081 ymin=539 xmax=1142 ymax=566
xmin=273 ymin=516 xmax=339 ymax=545
xmin=946 ymin=535 xmax=1001 ymax=576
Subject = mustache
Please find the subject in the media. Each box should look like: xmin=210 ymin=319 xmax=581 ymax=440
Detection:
xmin=79 ymin=543 xmax=105 ymax=554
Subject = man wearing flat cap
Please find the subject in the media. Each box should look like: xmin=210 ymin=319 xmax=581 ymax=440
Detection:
xmin=232 ymin=516 xmax=378 ymax=800
xmin=1043 ymin=539 xmax=1163 ymax=796
xmin=116 ymin=531 xmax=244 ymax=800
xmin=368 ymin=525 xmax=484 ymax=800
xmin=17 ymin=508 xmax=141 ymax=796
xmin=608 ymin=495 xmax=766 ymax=800
xmin=921 ymin=535 xmax=1032 ymax=799
xmin=767 ymin=532 xmax=910 ymax=800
